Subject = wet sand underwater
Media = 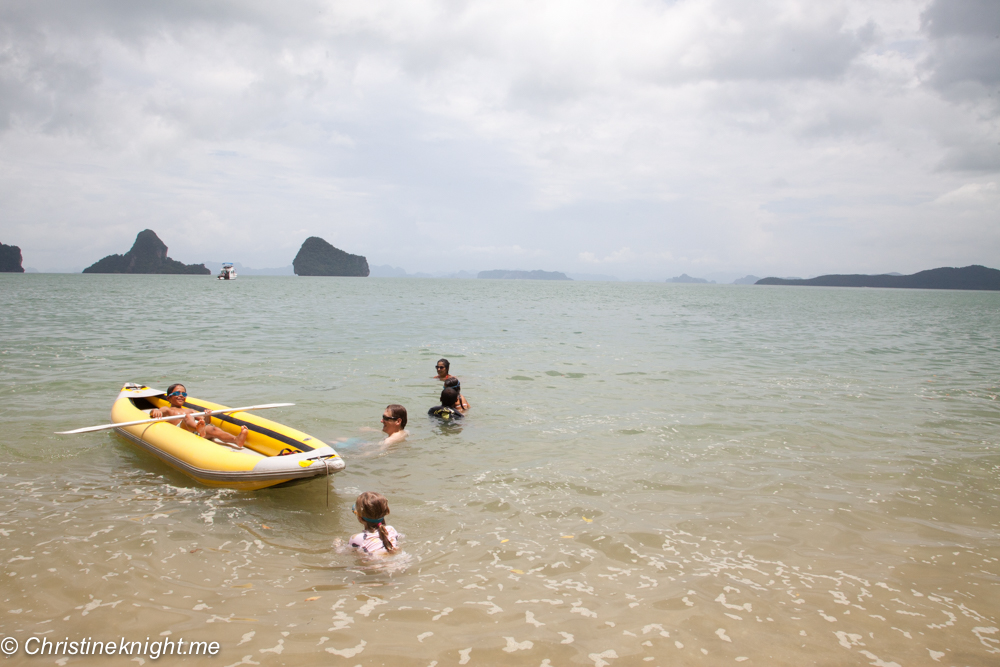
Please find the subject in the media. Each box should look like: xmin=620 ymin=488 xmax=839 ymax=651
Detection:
xmin=1 ymin=274 xmax=998 ymax=665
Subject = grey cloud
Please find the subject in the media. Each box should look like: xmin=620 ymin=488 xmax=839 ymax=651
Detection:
xmin=691 ymin=16 xmax=875 ymax=83
xmin=0 ymin=0 xmax=344 ymax=134
xmin=503 ymin=7 xmax=877 ymax=111
xmin=701 ymin=80 xmax=883 ymax=141
xmin=0 ymin=1 xmax=319 ymax=43
xmin=923 ymin=38 xmax=1000 ymax=91
xmin=922 ymin=0 xmax=1000 ymax=38
xmin=0 ymin=1 xmax=880 ymax=145
xmin=921 ymin=0 xmax=1000 ymax=92
xmin=918 ymin=0 xmax=999 ymax=173
xmin=938 ymin=143 xmax=1000 ymax=173
xmin=0 ymin=25 xmax=102 ymax=133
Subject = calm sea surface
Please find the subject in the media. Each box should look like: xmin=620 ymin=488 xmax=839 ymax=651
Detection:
xmin=1 ymin=274 xmax=999 ymax=666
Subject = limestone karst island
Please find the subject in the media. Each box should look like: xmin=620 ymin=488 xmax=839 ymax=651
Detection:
xmin=83 ymin=230 xmax=210 ymax=274
xmin=0 ymin=242 xmax=25 ymax=272
xmin=292 ymin=237 xmax=369 ymax=276
xmin=78 ymin=231 xmax=369 ymax=277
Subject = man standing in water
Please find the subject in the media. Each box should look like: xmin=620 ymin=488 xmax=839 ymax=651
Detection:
xmin=149 ymin=383 xmax=249 ymax=449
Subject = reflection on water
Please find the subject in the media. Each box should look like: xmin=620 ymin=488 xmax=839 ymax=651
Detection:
xmin=1 ymin=274 xmax=998 ymax=665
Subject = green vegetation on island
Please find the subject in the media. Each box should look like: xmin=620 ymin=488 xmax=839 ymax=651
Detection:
xmin=0 ymin=242 xmax=25 ymax=272
xmin=292 ymin=237 xmax=369 ymax=276
xmin=82 ymin=230 xmax=210 ymax=274
xmin=756 ymin=265 xmax=1000 ymax=290
xmin=478 ymin=270 xmax=571 ymax=280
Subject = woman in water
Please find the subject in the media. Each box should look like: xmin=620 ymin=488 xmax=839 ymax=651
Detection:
xmin=349 ymin=491 xmax=399 ymax=555
xmin=433 ymin=358 xmax=456 ymax=383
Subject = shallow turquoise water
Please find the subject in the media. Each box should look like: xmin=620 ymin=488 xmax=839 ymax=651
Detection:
xmin=1 ymin=274 xmax=999 ymax=665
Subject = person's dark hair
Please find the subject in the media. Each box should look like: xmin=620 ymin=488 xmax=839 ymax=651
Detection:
xmin=443 ymin=377 xmax=461 ymax=391
xmin=354 ymin=491 xmax=396 ymax=554
xmin=440 ymin=387 xmax=459 ymax=408
xmin=437 ymin=358 xmax=450 ymax=373
xmin=386 ymin=404 xmax=407 ymax=429
xmin=166 ymin=383 xmax=185 ymax=396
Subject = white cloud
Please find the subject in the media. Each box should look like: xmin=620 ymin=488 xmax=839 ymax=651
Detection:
xmin=932 ymin=182 xmax=998 ymax=206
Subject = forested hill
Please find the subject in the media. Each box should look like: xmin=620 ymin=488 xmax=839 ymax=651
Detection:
xmin=756 ymin=265 xmax=1000 ymax=291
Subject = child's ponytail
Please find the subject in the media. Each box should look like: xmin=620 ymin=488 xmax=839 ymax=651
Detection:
xmin=376 ymin=522 xmax=397 ymax=554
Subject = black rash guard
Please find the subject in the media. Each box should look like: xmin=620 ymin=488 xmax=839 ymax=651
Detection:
xmin=428 ymin=405 xmax=463 ymax=421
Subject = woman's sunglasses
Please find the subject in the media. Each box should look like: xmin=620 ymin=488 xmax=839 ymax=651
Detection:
xmin=168 ymin=391 xmax=188 ymax=398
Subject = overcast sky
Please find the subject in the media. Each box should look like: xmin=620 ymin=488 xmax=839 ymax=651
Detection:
xmin=1 ymin=0 xmax=997 ymax=278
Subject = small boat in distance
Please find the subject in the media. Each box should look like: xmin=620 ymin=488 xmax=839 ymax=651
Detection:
xmin=218 ymin=263 xmax=237 ymax=280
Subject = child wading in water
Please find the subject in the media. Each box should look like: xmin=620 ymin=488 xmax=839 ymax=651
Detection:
xmin=349 ymin=492 xmax=399 ymax=555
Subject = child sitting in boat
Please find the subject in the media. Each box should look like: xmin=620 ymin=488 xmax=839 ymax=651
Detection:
xmin=149 ymin=383 xmax=249 ymax=449
xmin=349 ymin=491 xmax=399 ymax=555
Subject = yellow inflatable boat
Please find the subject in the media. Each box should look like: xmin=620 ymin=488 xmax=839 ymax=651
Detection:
xmin=111 ymin=383 xmax=345 ymax=490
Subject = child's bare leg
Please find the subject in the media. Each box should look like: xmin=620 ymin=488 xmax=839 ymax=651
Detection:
xmin=205 ymin=425 xmax=249 ymax=449
xmin=235 ymin=426 xmax=248 ymax=449
xmin=206 ymin=425 xmax=235 ymax=442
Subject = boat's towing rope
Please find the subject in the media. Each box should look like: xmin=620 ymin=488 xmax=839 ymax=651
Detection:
xmin=324 ymin=458 xmax=331 ymax=509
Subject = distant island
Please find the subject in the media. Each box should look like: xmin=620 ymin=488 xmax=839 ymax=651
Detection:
xmin=667 ymin=274 xmax=714 ymax=284
xmin=756 ymin=265 xmax=1000 ymax=291
xmin=732 ymin=275 xmax=760 ymax=285
xmin=478 ymin=270 xmax=571 ymax=280
xmin=292 ymin=237 xmax=369 ymax=276
xmin=1 ymin=242 xmax=25 ymax=272
xmin=82 ymin=230 xmax=210 ymax=274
